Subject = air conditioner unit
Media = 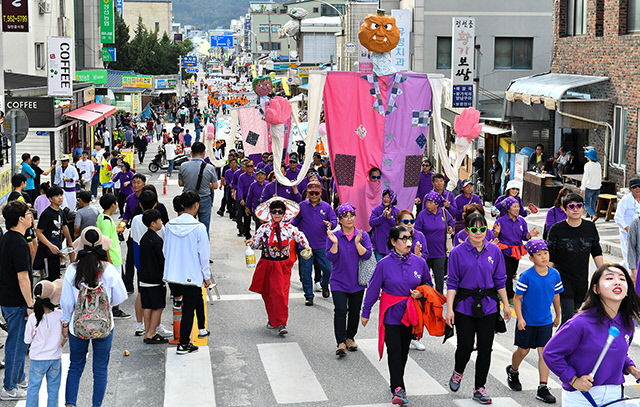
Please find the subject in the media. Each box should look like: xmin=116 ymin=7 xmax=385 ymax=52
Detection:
xmin=39 ymin=1 xmax=51 ymax=13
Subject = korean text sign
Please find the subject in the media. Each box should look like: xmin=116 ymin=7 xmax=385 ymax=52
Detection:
xmin=2 ymin=0 xmax=28 ymax=32
xmin=100 ymin=0 xmax=115 ymax=44
xmin=452 ymin=17 xmax=475 ymax=108
xmin=391 ymin=9 xmax=411 ymax=71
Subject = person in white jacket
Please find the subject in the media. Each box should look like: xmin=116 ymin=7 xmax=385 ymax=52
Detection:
xmin=580 ymin=149 xmax=602 ymax=223
xmin=615 ymin=177 xmax=640 ymax=269
xmin=163 ymin=191 xmax=211 ymax=354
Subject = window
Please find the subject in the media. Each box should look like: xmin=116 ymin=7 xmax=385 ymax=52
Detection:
xmin=280 ymin=8 xmax=287 ymax=13
xmin=321 ymin=4 xmax=344 ymax=17
xmin=436 ymin=37 xmax=452 ymax=69
xmin=567 ymin=0 xmax=587 ymax=35
xmin=259 ymin=24 xmax=270 ymax=33
xmin=271 ymin=42 xmax=281 ymax=50
xmin=612 ymin=105 xmax=627 ymax=166
xmin=629 ymin=0 xmax=640 ymax=32
xmin=155 ymin=22 xmax=160 ymax=32
xmin=271 ymin=24 xmax=281 ymax=33
xmin=313 ymin=7 xmax=319 ymax=13
xmin=494 ymin=37 xmax=533 ymax=69
xmin=35 ymin=42 xmax=45 ymax=70
xmin=259 ymin=42 xmax=270 ymax=50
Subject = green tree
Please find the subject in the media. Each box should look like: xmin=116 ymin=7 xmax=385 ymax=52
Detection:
xmin=107 ymin=13 xmax=133 ymax=71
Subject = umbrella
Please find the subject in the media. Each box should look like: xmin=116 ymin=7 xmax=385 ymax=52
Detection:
xmin=255 ymin=197 xmax=300 ymax=223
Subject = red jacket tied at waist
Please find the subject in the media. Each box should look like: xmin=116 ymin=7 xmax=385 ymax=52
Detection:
xmin=497 ymin=242 xmax=527 ymax=260
xmin=378 ymin=292 xmax=418 ymax=360
xmin=412 ymin=285 xmax=447 ymax=339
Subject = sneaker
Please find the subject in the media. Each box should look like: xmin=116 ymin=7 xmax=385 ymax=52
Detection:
xmin=278 ymin=325 xmax=288 ymax=336
xmin=322 ymin=286 xmax=330 ymax=298
xmin=536 ymin=385 xmax=556 ymax=404
xmin=266 ymin=321 xmax=275 ymax=329
xmin=473 ymin=387 xmax=492 ymax=404
xmin=173 ymin=298 xmax=183 ymax=309
xmin=335 ymin=342 xmax=347 ymax=356
xmin=135 ymin=323 xmax=145 ymax=336
xmin=16 ymin=380 xmax=27 ymax=390
xmin=392 ymin=387 xmax=408 ymax=405
xmin=410 ymin=339 xmax=426 ymax=351
xmin=345 ymin=338 xmax=358 ymax=351
xmin=0 ymin=387 xmax=26 ymax=400
xmin=506 ymin=365 xmax=522 ymax=391
xmin=305 ymin=297 xmax=314 ymax=306
xmin=314 ymin=282 xmax=322 ymax=292
xmin=198 ymin=330 xmax=211 ymax=338
xmin=176 ymin=343 xmax=199 ymax=354
xmin=156 ymin=324 xmax=173 ymax=338
xmin=449 ymin=370 xmax=463 ymax=392
xmin=113 ymin=309 xmax=132 ymax=319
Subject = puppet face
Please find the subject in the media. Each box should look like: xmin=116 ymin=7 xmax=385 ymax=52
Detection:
xmin=252 ymin=76 xmax=272 ymax=97
xmin=358 ymin=14 xmax=400 ymax=53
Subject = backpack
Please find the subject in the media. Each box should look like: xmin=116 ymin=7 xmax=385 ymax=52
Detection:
xmin=73 ymin=278 xmax=111 ymax=340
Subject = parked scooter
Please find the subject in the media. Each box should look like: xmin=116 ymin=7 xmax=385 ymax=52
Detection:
xmin=148 ymin=145 xmax=189 ymax=173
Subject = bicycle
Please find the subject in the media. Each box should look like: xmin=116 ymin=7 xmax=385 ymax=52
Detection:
xmin=471 ymin=170 xmax=486 ymax=204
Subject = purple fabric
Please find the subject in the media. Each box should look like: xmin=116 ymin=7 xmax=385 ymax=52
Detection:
xmin=369 ymin=204 xmax=399 ymax=254
xmin=112 ymin=171 xmax=134 ymax=197
xmin=545 ymin=206 xmax=567 ymax=231
xmin=452 ymin=193 xmax=483 ymax=221
xmin=336 ymin=202 xmax=357 ymax=219
xmin=411 ymin=229 xmax=429 ymax=262
xmin=122 ymin=192 xmax=140 ymax=221
xmin=416 ymin=170 xmax=434 ymax=200
xmin=495 ymin=216 xmax=530 ymax=248
xmin=361 ymin=253 xmax=432 ymax=323
xmin=414 ymin=206 xmax=454 ymax=258
xmin=231 ymin=168 xmax=243 ymax=190
xmin=447 ymin=240 xmax=507 ymax=316
xmin=424 ymin=190 xmax=456 ymax=210
xmin=256 ymin=161 xmax=273 ymax=176
xmin=453 ymin=229 xmax=496 ymax=247
xmin=325 ymin=228 xmax=372 ymax=293
xmin=425 ymin=190 xmax=444 ymax=207
xmin=245 ymin=180 xmax=267 ymax=212
xmin=237 ymin=172 xmax=257 ymax=201
xmin=524 ymin=239 xmax=548 ymax=254
xmin=260 ymin=181 xmax=302 ymax=203
xmin=494 ymin=195 xmax=527 ymax=218
xmin=291 ymin=200 xmax=338 ymax=249
xmin=501 ymin=196 xmax=519 ymax=212
xmin=285 ymin=166 xmax=300 ymax=181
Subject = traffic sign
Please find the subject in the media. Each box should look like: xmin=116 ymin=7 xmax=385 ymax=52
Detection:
xmin=185 ymin=68 xmax=199 ymax=73
xmin=345 ymin=42 xmax=356 ymax=54
xmin=182 ymin=56 xmax=197 ymax=67
xmin=102 ymin=47 xmax=116 ymax=62
xmin=210 ymin=35 xmax=234 ymax=48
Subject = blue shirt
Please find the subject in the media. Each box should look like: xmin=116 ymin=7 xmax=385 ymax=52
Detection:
xmin=21 ymin=161 xmax=36 ymax=191
xmin=184 ymin=133 xmax=192 ymax=146
xmin=515 ymin=266 xmax=563 ymax=326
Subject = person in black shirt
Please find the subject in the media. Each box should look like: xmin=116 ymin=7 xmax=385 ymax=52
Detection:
xmin=547 ymin=193 xmax=604 ymax=325
xmin=8 ymin=174 xmax=30 ymax=205
xmin=472 ymin=148 xmax=484 ymax=182
xmin=139 ymin=209 xmax=167 ymax=343
xmin=488 ymin=155 xmax=502 ymax=202
xmin=29 ymin=156 xmax=56 ymax=201
xmin=0 ymin=200 xmax=34 ymax=399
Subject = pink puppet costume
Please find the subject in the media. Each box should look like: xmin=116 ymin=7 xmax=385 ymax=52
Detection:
xmin=248 ymin=197 xmax=310 ymax=335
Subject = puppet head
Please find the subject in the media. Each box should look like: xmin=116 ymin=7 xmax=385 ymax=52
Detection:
xmin=252 ymin=76 xmax=273 ymax=97
xmin=358 ymin=10 xmax=400 ymax=54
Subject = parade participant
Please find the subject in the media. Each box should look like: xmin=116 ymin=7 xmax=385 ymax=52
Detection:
xmin=361 ymin=225 xmax=432 ymax=405
xmin=163 ymin=192 xmax=211 ymax=354
xmin=446 ymin=213 xmax=511 ymax=405
xmin=581 ymin=149 xmax=602 ymax=223
xmin=256 ymin=152 xmax=271 ymax=173
xmin=237 ymin=160 xmax=256 ymax=240
xmin=247 ymin=198 xmax=310 ymax=336
xmin=54 ymin=155 xmax=78 ymax=210
xmin=222 ymin=158 xmax=238 ymax=220
xmin=285 ymin=156 xmax=300 ymax=181
xmin=452 ymin=179 xmax=482 ymax=233
xmin=291 ymin=180 xmax=337 ymax=305
xmin=414 ymin=191 xmax=454 ymax=294
xmin=543 ymin=264 xmax=640 ymax=406
xmin=414 ymin=159 xmax=434 ymax=214
xmin=614 ymin=177 xmax=640 ymax=269
xmin=426 ymin=173 xmax=455 ymax=211
xmin=492 ymin=180 xmax=529 ymax=218
xmin=60 ymin=227 xmax=127 ymax=406
xmin=453 ymin=204 xmax=497 ymax=247
xmin=260 ymin=164 xmax=303 ymax=203
xmin=507 ymin=239 xmax=562 ymax=403
xmin=488 ymin=154 xmax=502 ymax=202
xmin=543 ymin=187 xmax=569 ymax=239
xmin=111 ymin=161 xmax=134 ymax=215
xmin=326 ymin=203 xmax=372 ymax=355
xmin=245 ymin=168 xmax=268 ymax=227
xmin=495 ymin=197 xmax=539 ymax=300
xmin=369 ymin=189 xmax=400 ymax=261
xmin=233 ymin=159 xmax=248 ymax=237
xmin=548 ymin=193 xmax=604 ymax=325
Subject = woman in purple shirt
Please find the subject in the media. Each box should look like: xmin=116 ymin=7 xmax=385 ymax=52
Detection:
xmin=446 ymin=213 xmax=511 ymax=404
xmin=543 ymin=264 xmax=640 ymax=406
xmin=326 ymin=203 xmax=372 ymax=356
xmin=110 ymin=162 xmax=134 ymax=215
xmin=453 ymin=179 xmax=483 ymax=233
xmin=369 ymin=189 xmax=400 ymax=261
xmin=361 ymin=225 xmax=432 ymax=405
xmin=453 ymin=203 xmax=498 ymax=248
xmin=414 ymin=190 xmax=454 ymax=294
xmin=414 ymin=159 xmax=434 ymax=214
xmin=543 ymin=187 xmax=569 ymax=240
xmin=491 ymin=180 xmax=531 ymax=219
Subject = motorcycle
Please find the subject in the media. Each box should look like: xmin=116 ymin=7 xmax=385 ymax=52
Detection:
xmin=148 ymin=145 xmax=189 ymax=173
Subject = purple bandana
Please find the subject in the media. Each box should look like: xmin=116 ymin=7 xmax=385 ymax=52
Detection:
xmin=524 ymin=239 xmax=548 ymax=254
xmin=501 ymin=196 xmax=519 ymax=211
xmin=382 ymin=188 xmax=398 ymax=206
xmin=336 ymin=202 xmax=357 ymax=218
xmin=425 ymin=190 xmax=444 ymax=207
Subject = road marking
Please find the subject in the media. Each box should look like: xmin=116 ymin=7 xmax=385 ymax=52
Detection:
xmin=16 ymin=353 xmax=70 ymax=407
xmin=257 ymin=342 xmax=328 ymax=404
xmin=343 ymin=404 xmax=392 ymax=407
xmin=164 ymin=346 xmax=215 ymax=407
xmin=210 ymin=292 xmax=306 ymax=301
xmin=454 ymin=397 xmax=521 ymax=406
xmin=155 ymin=175 xmax=179 ymax=186
xmin=358 ymin=338 xmax=447 ymax=396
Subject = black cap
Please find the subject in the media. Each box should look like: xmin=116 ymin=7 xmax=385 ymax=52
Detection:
xmin=630 ymin=178 xmax=640 ymax=189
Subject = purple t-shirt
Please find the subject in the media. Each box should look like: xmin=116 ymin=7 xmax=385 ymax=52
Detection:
xmin=122 ymin=192 xmax=140 ymax=221
xmin=416 ymin=171 xmax=434 ymax=201
xmin=452 ymin=193 xmax=483 ymax=221
xmin=325 ymin=228 xmax=372 ymax=293
xmin=285 ymin=166 xmax=300 ymax=181
xmin=237 ymin=172 xmax=256 ymax=201
xmin=411 ymin=230 xmax=429 ymax=262
xmin=291 ymin=200 xmax=337 ymax=249
xmin=495 ymin=215 xmax=529 ymax=249
xmin=414 ymin=207 xmax=454 ymax=258
xmin=260 ymin=181 xmax=302 ymax=203
xmin=112 ymin=171 xmax=134 ymax=197
xmin=545 ymin=206 xmax=567 ymax=232
xmin=494 ymin=195 xmax=528 ymax=218
xmin=453 ymin=228 xmax=496 ymax=247
xmin=245 ymin=181 xmax=267 ymax=212
xmin=369 ymin=204 xmax=399 ymax=255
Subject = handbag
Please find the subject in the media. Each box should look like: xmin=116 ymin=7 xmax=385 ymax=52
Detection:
xmin=358 ymin=254 xmax=378 ymax=287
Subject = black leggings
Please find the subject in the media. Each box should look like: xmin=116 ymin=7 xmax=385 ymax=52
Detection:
xmin=180 ymin=285 xmax=206 ymax=345
xmin=454 ymin=312 xmax=497 ymax=389
xmin=385 ymin=324 xmax=412 ymax=393
xmin=502 ymin=254 xmax=519 ymax=299
xmin=332 ymin=290 xmax=364 ymax=345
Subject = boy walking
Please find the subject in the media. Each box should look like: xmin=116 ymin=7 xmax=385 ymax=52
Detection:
xmin=506 ymin=239 xmax=562 ymax=403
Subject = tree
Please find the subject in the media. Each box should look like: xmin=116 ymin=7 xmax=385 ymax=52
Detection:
xmin=107 ymin=13 xmax=133 ymax=71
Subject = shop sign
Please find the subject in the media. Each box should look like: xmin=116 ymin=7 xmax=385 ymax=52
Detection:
xmin=451 ymin=17 xmax=475 ymax=108
xmin=6 ymin=97 xmax=55 ymax=128
xmin=84 ymin=88 xmax=95 ymax=103
xmin=298 ymin=66 xmax=319 ymax=78
xmin=132 ymin=93 xmax=141 ymax=114
xmin=100 ymin=0 xmax=115 ymax=44
xmin=47 ymin=37 xmax=74 ymax=97
xmin=0 ymin=167 xmax=12 ymax=205
xmin=76 ymin=69 xmax=108 ymax=85
xmin=122 ymin=75 xmax=152 ymax=88
xmin=2 ymin=0 xmax=28 ymax=32
xmin=391 ymin=9 xmax=411 ymax=71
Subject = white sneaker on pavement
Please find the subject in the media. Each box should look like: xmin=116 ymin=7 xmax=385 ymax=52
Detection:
xmin=410 ymin=339 xmax=426 ymax=351
xmin=156 ymin=324 xmax=173 ymax=338
xmin=17 ymin=380 xmax=27 ymax=390
xmin=0 ymin=387 xmax=26 ymax=400
xmin=314 ymin=282 xmax=322 ymax=292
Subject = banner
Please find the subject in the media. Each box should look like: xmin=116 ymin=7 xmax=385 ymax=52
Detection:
xmin=132 ymin=93 xmax=141 ymax=114
xmin=76 ymin=69 xmax=108 ymax=84
xmin=100 ymin=0 xmax=115 ymax=44
xmin=47 ymin=37 xmax=74 ymax=97
xmin=0 ymin=167 xmax=12 ymax=204
xmin=2 ymin=0 xmax=28 ymax=32
xmin=452 ymin=17 xmax=475 ymax=108
xmin=391 ymin=9 xmax=411 ymax=71
xmin=115 ymin=0 xmax=123 ymax=15
xmin=122 ymin=75 xmax=152 ymax=88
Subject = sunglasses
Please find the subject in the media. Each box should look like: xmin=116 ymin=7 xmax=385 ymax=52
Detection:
xmin=566 ymin=202 xmax=584 ymax=210
xmin=400 ymin=219 xmax=415 ymax=225
xmin=632 ymin=186 xmax=640 ymax=190
xmin=308 ymin=191 xmax=320 ymax=196
xmin=270 ymin=209 xmax=285 ymax=215
xmin=246 ymin=165 xmax=254 ymax=168
xmin=341 ymin=213 xmax=355 ymax=219
xmin=466 ymin=226 xmax=488 ymax=234
xmin=397 ymin=235 xmax=413 ymax=243
xmin=421 ymin=164 xmax=430 ymax=167
xmin=370 ymin=175 xmax=381 ymax=180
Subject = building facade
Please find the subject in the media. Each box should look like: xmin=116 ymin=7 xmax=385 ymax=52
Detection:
xmin=123 ymin=0 xmax=173 ymax=37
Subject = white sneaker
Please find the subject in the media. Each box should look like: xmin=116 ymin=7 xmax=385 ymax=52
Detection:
xmin=135 ymin=322 xmax=145 ymax=336
xmin=156 ymin=324 xmax=173 ymax=338
xmin=16 ymin=380 xmax=27 ymax=390
xmin=411 ymin=339 xmax=426 ymax=351
xmin=314 ymin=282 xmax=322 ymax=292
xmin=0 ymin=387 xmax=26 ymax=400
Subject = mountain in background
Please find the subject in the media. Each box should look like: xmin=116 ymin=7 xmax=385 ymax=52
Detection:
xmin=172 ymin=0 xmax=251 ymax=31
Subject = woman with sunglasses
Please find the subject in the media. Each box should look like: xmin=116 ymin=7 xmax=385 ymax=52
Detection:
xmin=495 ymin=197 xmax=540 ymax=300
xmin=326 ymin=203 xmax=372 ymax=356
xmin=548 ymin=193 xmax=604 ymax=325
xmin=446 ymin=213 xmax=511 ymax=405
xmin=370 ymin=189 xmax=400 ymax=262
xmin=247 ymin=198 xmax=311 ymax=336
xmin=453 ymin=204 xmax=498 ymax=248
xmin=415 ymin=159 xmax=434 ymax=214
xmin=361 ymin=225 xmax=432 ymax=405
xmin=543 ymin=187 xmax=569 ymax=240
xmin=491 ymin=180 xmax=530 ymax=219
xmin=415 ymin=191 xmax=454 ymax=294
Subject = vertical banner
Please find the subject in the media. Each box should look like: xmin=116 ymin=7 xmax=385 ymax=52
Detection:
xmin=451 ymin=17 xmax=475 ymax=108
xmin=47 ymin=37 xmax=74 ymax=97
xmin=391 ymin=9 xmax=411 ymax=71
xmin=100 ymin=0 xmax=115 ymax=44
xmin=358 ymin=43 xmax=373 ymax=74
xmin=115 ymin=0 xmax=124 ymax=15
xmin=2 ymin=0 xmax=29 ymax=32
xmin=132 ymin=93 xmax=141 ymax=114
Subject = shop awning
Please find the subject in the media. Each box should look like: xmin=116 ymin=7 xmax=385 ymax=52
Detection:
xmin=63 ymin=103 xmax=116 ymax=127
xmin=481 ymin=123 xmax=511 ymax=135
xmin=505 ymin=73 xmax=609 ymax=109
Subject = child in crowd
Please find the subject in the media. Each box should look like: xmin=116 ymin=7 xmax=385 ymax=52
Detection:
xmin=507 ymin=239 xmax=562 ymax=404
xmin=8 ymin=174 xmax=30 ymax=204
xmin=91 ymin=157 xmax=101 ymax=198
xmin=35 ymin=186 xmax=74 ymax=281
xmin=33 ymin=182 xmax=51 ymax=219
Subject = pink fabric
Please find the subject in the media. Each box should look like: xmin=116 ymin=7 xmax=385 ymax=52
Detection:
xmin=239 ymin=106 xmax=269 ymax=156
xmin=377 ymin=292 xmax=418 ymax=359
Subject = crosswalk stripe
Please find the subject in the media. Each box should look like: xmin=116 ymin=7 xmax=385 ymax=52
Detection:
xmin=257 ymin=342 xmax=328 ymax=404
xmin=210 ymin=293 xmax=306 ymax=302
xmin=16 ymin=353 xmax=70 ymax=407
xmin=343 ymin=404 xmax=392 ymax=407
xmin=163 ymin=346 xmax=215 ymax=407
xmin=358 ymin=338 xmax=448 ymax=396
xmin=454 ymin=396 xmax=521 ymax=406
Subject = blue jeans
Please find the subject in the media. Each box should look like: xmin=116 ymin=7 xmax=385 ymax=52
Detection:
xmin=198 ymin=194 xmax=212 ymax=236
xmin=90 ymin=180 xmax=99 ymax=197
xmin=374 ymin=250 xmax=386 ymax=262
xmin=584 ymin=188 xmax=600 ymax=217
xmin=167 ymin=159 xmax=176 ymax=176
xmin=195 ymin=129 xmax=201 ymax=143
xmin=26 ymin=359 xmax=62 ymax=407
xmin=65 ymin=331 xmax=113 ymax=407
xmin=2 ymin=306 xmax=28 ymax=391
xmin=299 ymin=249 xmax=331 ymax=298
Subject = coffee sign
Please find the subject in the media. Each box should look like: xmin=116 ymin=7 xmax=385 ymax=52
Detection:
xmin=47 ymin=37 xmax=74 ymax=97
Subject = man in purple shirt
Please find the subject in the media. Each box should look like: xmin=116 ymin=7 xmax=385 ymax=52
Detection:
xmin=414 ymin=159 xmax=434 ymax=214
xmin=285 ymin=156 xmax=301 ymax=181
xmin=291 ymin=180 xmax=337 ymax=304
xmin=260 ymin=166 xmax=302 ymax=203
xmin=245 ymin=168 xmax=268 ymax=222
xmin=122 ymin=173 xmax=146 ymax=295
xmin=237 ymin=160 xmax=256 ymax=240
xmin=232 ymin=159 xmax=248 ymax=237
xmin=424 ymin=173 xmax=456 ymax=214
xmin=223 ymin=159 xmax=238 ymax=220
xmin=256 ymin=152 xmax=273 ymax=175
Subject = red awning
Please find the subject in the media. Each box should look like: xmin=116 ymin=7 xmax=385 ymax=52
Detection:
xmin=63 ymin=103 xmax=116 ymax=127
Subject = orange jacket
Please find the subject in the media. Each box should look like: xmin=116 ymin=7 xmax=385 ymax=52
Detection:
xmin=412 ymin=285 xmax=447 ymax=338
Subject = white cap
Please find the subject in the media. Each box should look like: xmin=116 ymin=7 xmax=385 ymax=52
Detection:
xmin=506 ymin=180 xmax=521 ymax=191
xmin=60 ymin=154 xmax=71 ymax=161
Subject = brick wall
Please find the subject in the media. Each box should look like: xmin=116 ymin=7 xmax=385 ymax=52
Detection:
xmin=552 ymin=0 xmax=640 ymax=189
